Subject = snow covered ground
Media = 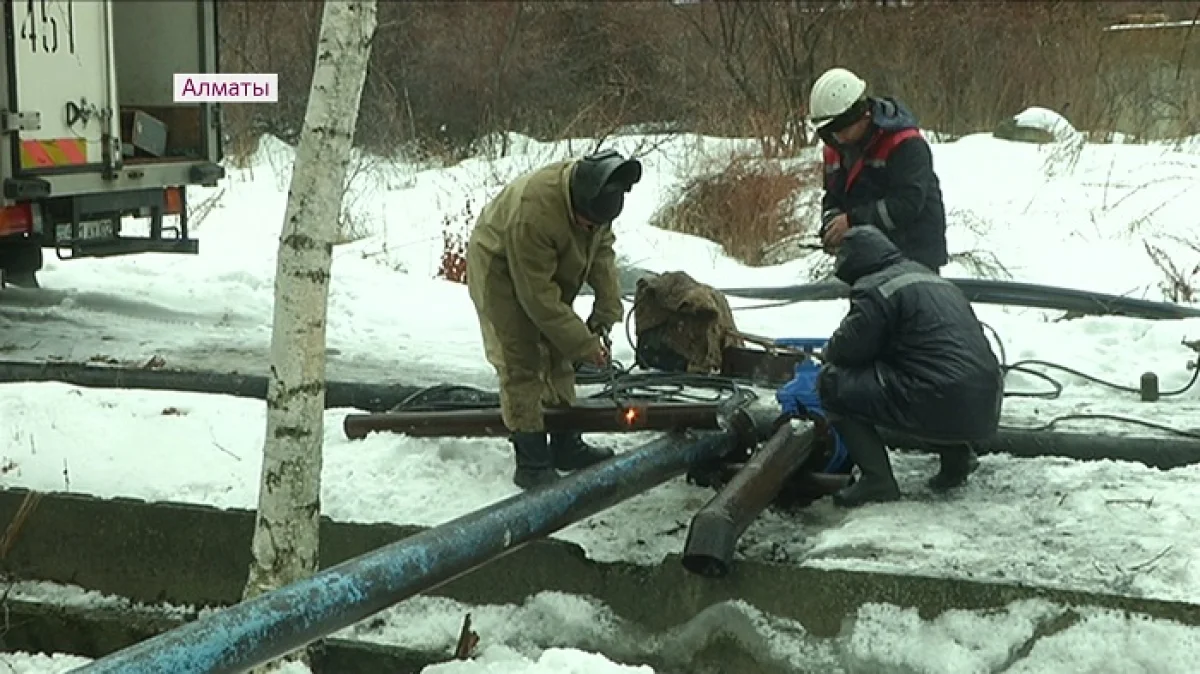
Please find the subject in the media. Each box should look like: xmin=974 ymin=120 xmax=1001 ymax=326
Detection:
xmin=5 ymin=380 xmax=1200 ymax=604
xmin=7 ymin=580 xmax=1200 ymax=673
xmin=2 ymin=124 xmax=1200 ymax=668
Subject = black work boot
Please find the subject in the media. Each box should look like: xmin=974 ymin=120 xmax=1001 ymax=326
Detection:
xmin=927 ymin=445 xmax=980 ymax=492
xmin=830 ymin=419 xmax=901 ymax=508
xmin=550 ymin=431 xmax=614 ymax=472
xmin=510 ymin=432 xmax=560 ymax=490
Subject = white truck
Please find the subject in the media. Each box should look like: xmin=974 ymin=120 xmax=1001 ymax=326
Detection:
xmin=0 ymin=0 xmax=223 ymax=287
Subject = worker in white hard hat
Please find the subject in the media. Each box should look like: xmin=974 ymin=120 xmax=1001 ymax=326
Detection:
xmin=808 ymin=67 xmax=948 ymax=274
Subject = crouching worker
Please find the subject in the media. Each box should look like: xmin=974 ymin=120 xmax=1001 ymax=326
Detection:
xmin=817 ymin=226 xmax=1003 ymax=507
xmin=466 ymin=150 xmax=642 ymax=490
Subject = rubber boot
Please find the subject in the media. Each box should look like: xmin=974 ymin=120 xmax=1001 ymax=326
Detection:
xmin=510 ymin=432 xmax=560 ymax=490
xmin=550 ymin=431 xmax=614 ymax=472
xmin=927 ymin=445 xmax=980 ymax=492
xmin=830 ymin=419 xmax=901 ymax=508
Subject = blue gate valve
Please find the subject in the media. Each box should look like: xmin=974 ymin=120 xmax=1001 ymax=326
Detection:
xmin=774 ymin=338 xmax=851 ymax=474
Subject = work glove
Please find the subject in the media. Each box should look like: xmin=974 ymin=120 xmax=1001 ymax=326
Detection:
xmin=792 ymin=359 xmax=821 ymax=396
xmin=818 ymin=208 xmax=843 ymax=240
xmin=586 ymin=315 xmax=613 ymax=340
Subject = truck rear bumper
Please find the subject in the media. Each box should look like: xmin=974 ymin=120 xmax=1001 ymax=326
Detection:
xmin=6 ymin=160 xmax=225 ymax=201
xmin=65 ymin=237 xmax=199 ymax=258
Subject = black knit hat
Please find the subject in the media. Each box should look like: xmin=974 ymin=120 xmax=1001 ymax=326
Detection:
xmin=570 ymin=149 xmax=643 ymax=225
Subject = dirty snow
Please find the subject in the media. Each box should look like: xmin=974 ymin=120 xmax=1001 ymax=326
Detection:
xmin=289 ymin=590 xmax=1200 ymax=673
xmin=11 ymin=581 xmax=1200 ymax=673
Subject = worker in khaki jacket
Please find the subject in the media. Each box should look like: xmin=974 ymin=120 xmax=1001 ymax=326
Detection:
xmin=466 ymin=150 xmax=641 ymax=489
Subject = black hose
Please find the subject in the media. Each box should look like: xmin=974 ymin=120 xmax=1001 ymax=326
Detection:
xmin=976 ymin=321 xmax=1200 ymax=439
xmin=716 ymin=277 xmax=1200 ymax=320
xmin=0 ymin=359 xmax=422 ymax=412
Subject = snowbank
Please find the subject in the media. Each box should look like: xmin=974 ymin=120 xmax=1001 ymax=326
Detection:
xmin=9 ymin=582 xmax=1200 ymax=674
xmin=1010 ymin=106 xmax=1081 ymax=141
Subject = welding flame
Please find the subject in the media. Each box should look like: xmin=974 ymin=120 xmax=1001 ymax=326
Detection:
xmin=622 ymin=407 xmax=640 ymax=426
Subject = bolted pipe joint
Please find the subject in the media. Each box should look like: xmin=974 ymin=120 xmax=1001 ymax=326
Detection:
xmin=715 ymin=395 xmax=782 ymax=451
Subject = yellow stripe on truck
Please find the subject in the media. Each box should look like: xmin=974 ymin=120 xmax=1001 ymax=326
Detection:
xmin=19 ymin=138 xmax=89 ymax=169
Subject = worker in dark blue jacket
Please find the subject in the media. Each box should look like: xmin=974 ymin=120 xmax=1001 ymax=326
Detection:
xmin=809 ymin=67 xmax=948 ymax=274
xmin=817 ymin=226 xmax=1003 ymax=507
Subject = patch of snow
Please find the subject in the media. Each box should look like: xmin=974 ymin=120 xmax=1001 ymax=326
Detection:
xmin=0 ymin=651 xmax=316 ymax=674
xmin=845 ymin=601 xmax=1200 ymax=674
xmin=16 ymin=582 xmax=1198 ymax=674
xmin=0 ymin=653 xmax=93 ymax=673
xmin=1104 ymin=19 xmax=1199 ymax=32
xmin=345 ymin=591 xmax=1200 ymax=674
xmin=1011 ymin=106 xmax=1081 ymax=142
xmin=1006 ymin=606 xmax=1200 ymax=673
xmin=423 ymin=648 xmax=653 ymax=674
xmin=8 ymin=580 xmax=201 ymax=620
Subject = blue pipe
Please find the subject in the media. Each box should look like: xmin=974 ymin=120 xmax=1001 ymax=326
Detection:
xmin=75 ymin=429 xmax=740 ymax=674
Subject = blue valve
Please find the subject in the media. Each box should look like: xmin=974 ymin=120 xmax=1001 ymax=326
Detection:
xmin=773 ymin=338 xmax=850 ymax=474
xmin=774 ymin=337 xmax=829 ymax=351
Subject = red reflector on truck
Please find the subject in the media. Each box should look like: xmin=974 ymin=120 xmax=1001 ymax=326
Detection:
xmin=164 ymin=187 xmax=183 ymax=216
xmin=0 ymin=203 xmax=34 ymax=236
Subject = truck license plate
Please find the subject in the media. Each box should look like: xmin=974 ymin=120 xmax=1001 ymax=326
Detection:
xmin=56 ymin=220 xmax=116 ymax=242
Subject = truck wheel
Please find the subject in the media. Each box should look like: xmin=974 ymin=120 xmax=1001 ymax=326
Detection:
xmin=0 ymin=239 xmax=43 ymax=288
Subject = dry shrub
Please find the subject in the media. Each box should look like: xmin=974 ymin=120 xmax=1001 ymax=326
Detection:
xmin=652 ymin=154 xmax=822 ymax=266
xmin=217 ymin=2 xmax=1200 ymax=161
xmin=1145 ymin=237 xmax=1200 ymax=303
xmin=438 ymin=199 xmax=477 ymax=285
xmin=439 ymin=230 xmax=468 ymax=284
xmin=335 ymin=207 xmax=371 ymax=246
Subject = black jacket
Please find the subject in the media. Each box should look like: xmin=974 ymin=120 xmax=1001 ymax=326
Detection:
xmin=821 ymin=97 xmax=948 ymax=272
xmin=818 ymin=226 xmax=1002 ymax=442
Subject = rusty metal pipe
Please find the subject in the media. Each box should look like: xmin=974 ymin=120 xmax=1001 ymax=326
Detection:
xmin=682 ymin=420 xmax=818 ymax=579
xmin=343 ymin=402 xmax=725 ymax=440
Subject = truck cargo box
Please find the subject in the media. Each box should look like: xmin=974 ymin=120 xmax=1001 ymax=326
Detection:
xmin=0 ymin=0 xmax=224 ymax=282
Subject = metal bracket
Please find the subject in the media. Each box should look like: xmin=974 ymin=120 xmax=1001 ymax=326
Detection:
xmin=0 ymin=111 xmax=41 ymax=133
xmin=65 ymin=99 xmax=109 ymax=129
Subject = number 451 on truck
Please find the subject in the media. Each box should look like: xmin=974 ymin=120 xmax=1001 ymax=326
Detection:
xmin=0 ymin=0 xmax=223 ymax=288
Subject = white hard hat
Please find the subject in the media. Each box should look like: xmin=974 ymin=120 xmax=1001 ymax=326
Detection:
xmin=809 ymin=68 xmax=868 ymax=128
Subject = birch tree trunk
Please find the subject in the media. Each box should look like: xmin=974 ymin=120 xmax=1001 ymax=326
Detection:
xmin=243 ymin=0 xmax=377 ymax=669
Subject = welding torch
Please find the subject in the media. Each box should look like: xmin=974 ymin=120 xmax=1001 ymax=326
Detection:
xmin=594 ymin=325 xmax=640 ymax=427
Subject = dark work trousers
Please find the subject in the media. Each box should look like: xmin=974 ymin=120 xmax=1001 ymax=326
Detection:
xmin=826 ymin=413 xmax=895 ymax=478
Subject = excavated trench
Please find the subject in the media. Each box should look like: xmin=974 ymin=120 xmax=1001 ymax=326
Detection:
xmin=3 ymin=489 xmax=1198 ymax=673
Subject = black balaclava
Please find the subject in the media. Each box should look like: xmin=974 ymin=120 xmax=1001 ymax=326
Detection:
xmin=570 ymin=149 xmax=643 ymax=225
